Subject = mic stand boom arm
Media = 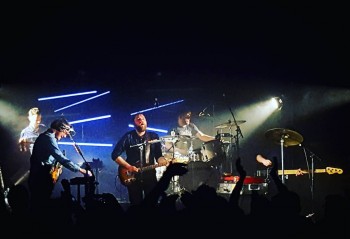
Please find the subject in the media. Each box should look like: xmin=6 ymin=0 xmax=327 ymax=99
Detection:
xmin=68 ymin=134 xmax=96 ymax=196
xmin=130 ymin=141 xmax=146 ymax=183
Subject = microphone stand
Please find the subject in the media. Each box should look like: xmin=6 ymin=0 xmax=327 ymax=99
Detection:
xmin=223 ymin=94 xmax=244 ymax=174
xmin=130 ymin=141 xmax=146 ymax=183
xmin=301 ymin=145 xmax=323 ymax=219
xmin=129 ymin=139 xmax=163 ymax=186
xmin=161 ymin=136 xmax=181 ymax=193
xmin=68 ymin=134 xmax=96 ymax=198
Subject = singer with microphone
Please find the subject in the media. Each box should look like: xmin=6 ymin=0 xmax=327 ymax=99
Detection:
xmin=111 ymin=113 xmax=168 ymax=206
xmin=28 ymin=117 xmax=92 ymax=222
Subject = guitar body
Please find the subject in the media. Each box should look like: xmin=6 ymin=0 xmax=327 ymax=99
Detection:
xmin=118 ymin=161 xmax=168 ymax=186
xmin=50 ymin=162 xmax=63 ymax=184
xmin=118 ymin=166 xmax=138 ymax=186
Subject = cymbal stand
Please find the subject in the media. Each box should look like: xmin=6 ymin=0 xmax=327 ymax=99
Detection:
xmin=166 ymin=139 xmax=182 ymax=194
xmin=279 ymin=136 xmax=286 ymax=184
xmin=224 ymin=96 xmax=244 ymax=173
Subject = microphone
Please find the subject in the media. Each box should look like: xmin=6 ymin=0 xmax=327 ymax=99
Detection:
xmin=198 ymin=107 xmax=210 ymax=117
xmin=68 ymin=126 xmax=76 ymax=137
xmin=154 ymin=98 xmax=159 ymax=107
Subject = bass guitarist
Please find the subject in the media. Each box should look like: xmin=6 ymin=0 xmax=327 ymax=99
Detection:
xmin=111 ymin=113 xmax=168 ymax=206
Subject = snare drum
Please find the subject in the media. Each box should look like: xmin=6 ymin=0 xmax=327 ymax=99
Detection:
xmin=200 ymin=139 xmax=225 ymax=165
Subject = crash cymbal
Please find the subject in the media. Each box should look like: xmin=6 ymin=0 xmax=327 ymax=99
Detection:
xmin=215 ymin=120 xmax=246 ymax=129
xmin=265 ymin=128 xmax=303 ymax=147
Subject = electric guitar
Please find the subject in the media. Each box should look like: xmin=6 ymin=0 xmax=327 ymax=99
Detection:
xmin=50 ymin=162 xmax=63 ymax=184
xmin=19 ymin=137 xmax=38 ymax=152
xmin=278 ymin=167 xmax=343 ymax=176
xmin=118 ymin=161 xmax=169 ymax=186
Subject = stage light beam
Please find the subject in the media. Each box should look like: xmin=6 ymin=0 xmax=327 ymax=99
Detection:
xmin=38 ymin=91 xmax=97 ymax=101
xmin=130 ymin=99 xmax=184 ymax=115
xmin=54 ymin=91 xmax=110 ymax=112
xmin=58 ymin=142 xmax=113 ymax=147
xmin=69 ymin=115 xmax=111 ymax=125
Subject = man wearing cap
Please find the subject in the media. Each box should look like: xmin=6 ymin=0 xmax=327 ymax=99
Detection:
xmin=176 ymin=111 xmax=215 ymax=142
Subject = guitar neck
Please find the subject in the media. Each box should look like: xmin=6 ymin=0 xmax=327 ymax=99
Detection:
xmin=278 ymin=169 xmax=326 ymax=175
xmin=140 ymin=162 xmax=167 ymax=172
xmin=278 ymin=167 xmax=344 ymax=175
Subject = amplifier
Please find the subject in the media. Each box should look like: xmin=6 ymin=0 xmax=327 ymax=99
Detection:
xmin=217 ymin=182 xmax=269 ymax=195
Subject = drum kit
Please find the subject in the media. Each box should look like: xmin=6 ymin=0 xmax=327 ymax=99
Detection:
xmin=159 ymin=120 xmax=305 ymax=194
xmin=159 ymin=119 xmax=247 ymax=194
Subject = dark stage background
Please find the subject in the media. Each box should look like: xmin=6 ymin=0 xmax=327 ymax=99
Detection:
xmin=1 ymin=2 xmax=349 ymax=220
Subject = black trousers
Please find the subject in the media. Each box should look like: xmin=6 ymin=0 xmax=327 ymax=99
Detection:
xmin=126 ymin=170 xmax=158 ymax=206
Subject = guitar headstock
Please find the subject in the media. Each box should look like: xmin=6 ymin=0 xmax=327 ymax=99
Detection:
xmin=326 ymin=167 xmax=343 ymax=175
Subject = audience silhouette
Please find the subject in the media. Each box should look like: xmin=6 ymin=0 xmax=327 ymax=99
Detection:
xmin=1 ymin=157 xmax=349 ymax=238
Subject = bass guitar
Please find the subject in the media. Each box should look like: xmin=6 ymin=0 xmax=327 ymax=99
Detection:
xmin=118 ymin=161 xmax=169 ymax=186
xmin=278 ymin=167 xmax=343 ymax=176
xmin=257 ymin=167 xmax=343 ymax=178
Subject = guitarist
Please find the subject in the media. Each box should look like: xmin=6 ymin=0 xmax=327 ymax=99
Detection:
xmin=28 ymin=118 xmax=92 ymax=219
xmin=15 ymin=107 xmax=46 ymax=186
xmin=18 ymin=107 xmax=45 ymax=154
xmin=111 ymin=113 xmax=168 ymax=206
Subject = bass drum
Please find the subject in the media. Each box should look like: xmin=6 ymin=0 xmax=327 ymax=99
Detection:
xmin=178 ymin=161 xmax=220 ymax=192
xmin=200 ymin=139 xmax=225 ymax=166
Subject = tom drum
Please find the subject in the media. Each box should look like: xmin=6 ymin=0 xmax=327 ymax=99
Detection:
xmin=200 ymin=139 xmax=225 ymax=165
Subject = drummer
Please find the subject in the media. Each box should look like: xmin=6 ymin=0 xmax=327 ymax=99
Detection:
xmin=175 ymin=110 xmax=215 ymax=142
xmin=164 ymin=110 xmax=215 ymax=157
xmin=166 ymin=110 xmax=221 ymax=192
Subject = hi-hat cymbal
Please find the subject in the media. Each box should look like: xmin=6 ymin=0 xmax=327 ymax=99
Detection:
xmin=265 ymin=128 xmax=303 ymax=147
xmin=215 ymin=120 xmax=246 ymax=129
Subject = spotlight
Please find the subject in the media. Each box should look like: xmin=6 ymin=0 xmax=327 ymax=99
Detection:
xmin=272 ymin=97 xmax=283 ymax=110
